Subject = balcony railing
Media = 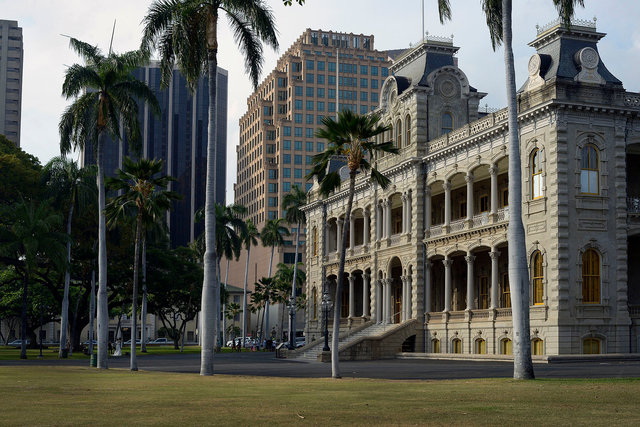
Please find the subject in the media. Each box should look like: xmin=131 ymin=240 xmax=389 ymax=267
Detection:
xmin=450 ymin=218 xmax=466 ymax=232
xmin=497 ymin=206 xmax=509 ymax=222
xmin=389 ymin=234 xmax=402 ymax=245
xmin=473 ymin=212 xmax=490 ymax=227
xmin=429 ymin=224 xmax=443 ymax=237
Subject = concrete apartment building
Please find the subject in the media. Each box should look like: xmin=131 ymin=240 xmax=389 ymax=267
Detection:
xmin=296 ymin=19 xmax=640 ymax=361
xmin=229 ymin=29 xmax=392 ymax=340
xmin=0 ymin=19 xmax=23 ymax=147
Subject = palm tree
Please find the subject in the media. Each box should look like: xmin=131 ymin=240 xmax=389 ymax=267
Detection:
xmin=142 ymin=0 xmax=278 ymax=376
xmin=435 ymin=0 xmax=583 ymax=380
xmin=42 ymin=156 xmax=96 ymax=358
xmin=59 ymin=38 xmax=159 ymax=369
xmin=282 ymin=185 xmax=306 ymax=348
xmin=307 ymin=109 xmax=395 ymax=378
xmin=273 ymin=261 xmax=306 ymax=343
xmin=105 ymin=157 xmax=179 ymax=370
xmin=260 ymin=218 xmax=289 ymax=341
xmin=0 ymin=199 xmax=66 ymax=359
xmin=240 ymin=219 xmax=259 ymax=348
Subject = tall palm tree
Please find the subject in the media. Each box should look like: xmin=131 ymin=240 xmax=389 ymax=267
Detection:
xmin=42 ymin=156 xmax=96 ymax=358
xmin=240 ymin=219 xmax=259 ymax=348
xmin=0 ymin=199 xmax=66 ymax=359
xmin=105 ymin=157 xmax=179 ymax=370
xmin=142 ymin=0 xmax=278 ymax=376
xmin=435 ymin=0 xmax=583 ymax=380
xmin=307 ymin=109 xmax=395 ymax=378
xmin=59 ymin=38 xmax=159 ymax=369
xmin=273 ymin=261 xmax=306 ymax=343
xmin=260 ymin=218 xmax=289 ymax=341
xmin=282 ymin=185 xmax=306 ymax=349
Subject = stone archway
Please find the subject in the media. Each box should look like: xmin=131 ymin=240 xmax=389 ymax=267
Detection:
xmin=389 ymin=257 xmax=403 ymax=323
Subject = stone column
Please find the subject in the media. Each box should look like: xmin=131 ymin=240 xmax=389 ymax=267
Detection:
xmin=336 ymin=218 xmax=343 ymax=253
xmin=490 ymin=250 xmax=500 ymax=309
xmin=349 ymin=213 xmax=355 ymax=249
xmin=384 ymin=278 xmax=393 ymax=323
xmin=385 ymin=200 xmax=392 ymax=238
xmin=425 ymin=260 xmax=432 ymax=313
xmin=424 ymin=185 xmax=432 ymax=237
xmin=466 ymin=173 xmax=474 ymax=225
xmin=490 ymin=164 xmax=498 ymax=220
xmin=348 ymin=274 xmax=355 ymax=318
xmin=375 ymin=279 xmax=382 ymax=322
xmin=400 ymin=276 xmax=407 ymax=321
xmin=407 ymin=192 xmax=412 ymax=235
xmin=443 ymin=257 xmax=452 ymax=312
xmin=443 ymin=181 xmax=451 ymax=229
xmin=363 ymin=209 xmax=370 ymax=246
xmin=465 ymin=253 xmax=476 ymax=310
xmin=401 ymin=194 xmax=407 ymax=234
xmin=375 ymin=204 xmax=381 ymax=241
xmin=405 ymin=274 xmax=412 ymax=320
xmin=363 ymin=273 xmax=370 ymax=317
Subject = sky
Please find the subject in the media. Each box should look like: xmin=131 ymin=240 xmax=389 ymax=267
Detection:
xmin=4 ymin=0 xmax=640 ymax=203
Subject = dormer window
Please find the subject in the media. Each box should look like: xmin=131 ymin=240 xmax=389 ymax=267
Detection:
xmin=441 ymin=112 xmax=453 ymax=135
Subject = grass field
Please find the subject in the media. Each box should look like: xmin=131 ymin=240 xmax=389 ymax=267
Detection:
xmin=0 ymin=366 xmax=638 ymax=426
xmin=0 ymin=345 xmax=249 ymax=360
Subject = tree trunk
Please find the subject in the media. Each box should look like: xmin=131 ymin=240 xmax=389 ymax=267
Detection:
xmin=223 ymin=258 xmax=229 ymax=346
xmin=96 ymin=132 xmax=109 ymax=369
xmin=20 ymin=269 xmax=29 ymax=359
xmin=141 ymin=237 xmax=148 ymax=353
xmin=242 ymin=245 xmax=251 ymax=347
xmin=59 ymin=202 xmax=74 ymax=358
xmin=88 ymin=269 xmax=95 ymax=358
xmin=503 ymin=0 xmax=534 ymax=380
xmin=332 ymin=173 xmax=357 ymax=378
xmin=289 ymin=223 xmax=300 ymax=349
xmin=200 ymin=40 xmax=220 ymax=376
xmin=69 ymin=291 xmax=81 ymax=354
xmin=130 ymin=212 xmax=143 ymax=371
xmin=264 ymin=245 xmax=275 ymax=341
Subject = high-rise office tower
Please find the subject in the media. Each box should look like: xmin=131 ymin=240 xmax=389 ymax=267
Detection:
xmin=230 ymin=29 xmax=391 ymax=337
xmin=0 ymin=20 xmax=23 ymax=147
xmin=82 ymin=63 xmax=228 ymax=248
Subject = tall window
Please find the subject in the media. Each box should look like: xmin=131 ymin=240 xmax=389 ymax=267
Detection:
xmin=531 ymin=148 xmax=543 ymax=199
xmin=581 ymin=145 xmax=599 ymax=194
xmin=441 ymin=112 xmax=453 ymax=135
xmin=583 ymin=338 xmax=600 ymax=354
xmin=501 ymin=273 xmax=511 ymax=308
xmin=501 ymin=338 xmax=512 ymax=355
xmin=452 ymin=338 xmax=462 ymax=354
xmin=582 ymin=249 xmax=600 ymax=303
xmin=405 ymin=115 xmax=411 ymax=145
xmin=478 ymin=276 xmax=488 ymax=309
xmin=395 ymin=119 xmax=402 ymax=148
xmin=312 ymin=287 xmax=318 ymax=320
xmin=475 ymin=338 xmax=486 ymax=354
xmin=432 ymin=339 xmax=440 ymax=353
xmin=532 ymin=251 xmax=544 ymax=305
xmin=312 ymin=227 xmax=318 ymax=256
xmin=532 ymin=338 xmax=543 ymax=355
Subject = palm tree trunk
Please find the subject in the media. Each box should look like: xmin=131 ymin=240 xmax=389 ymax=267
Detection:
xmin=242 ymin=246 xmax=251 ymax=347
xmin=289 ymin=223 xmax=300 ymax=349
xmin=332 ymin=173 xmax=357 ymax=378
xmin=59 ymin=202 xmax=74 ymax=358
xmin=141 ymin=237 xmax=148 ymax=353
xmin=20 ymin=268 xmax=28 ymax=359
xmin=200 ymin=40 xmax=220 ymax=376
xmin=96 ymin=132 xmax=109 ymax=369
xmin=502 ymin=0 xmax=534 ymax=380
xmin=265 ymin=246 xmax=275 ymax=341
xmin=223 ymin=258 xmax=229 ymax=346
xmin=88 ymin=268 xmax=95 ymax=358
xmin=130 ymin=212 xmax=142 ymax=371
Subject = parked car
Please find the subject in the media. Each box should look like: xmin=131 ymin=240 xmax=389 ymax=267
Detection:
xmin=7 ymin=339 xmax=30 ymax=347
xmin=226 ymin=337 xmax=253 ymax=347
xmin=82 ymin=339 xmax=98 ymax=346
xmin=148 ymin=338 xmax=173 ymax=345
xmin=295 ymin=337 xmax=306 ymax=348
xmin=123 ymin=339 xmax=142 ymax=345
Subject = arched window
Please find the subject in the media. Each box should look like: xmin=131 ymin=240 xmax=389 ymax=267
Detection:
xmin=581 ymin=144 xmax=599 ymax=194
xmin=531 ymin=148 xmax=543 ymax=199
xmin=405 ymin=114 xmax=411 ymax=145
xmin=387 ymin=125 xmax=393 ymax=146
xmin=432 ymin=338 xmax=440 ymax=353
xmin=532 ymin=338 xmax=543 ymax=355
xmin=452 ymin=338 xmax=462 ymax=354
xmin=395 ymin=119 xmax=402 ymax=148
xmin=501 ymin=338 xmax=512 ymax=355
xmin=312 ymin=287 xmax=318 ymax=320
xmin=532 ymin=251 xmax=544 ymax=305
xmin=501 ymin=273 xmax=511 ymax=308
xmin=582 ymin=249 xmax=600 ymax=303
xmin=475 ymin=338 xmax=486 ymax=354
xmin=312 ymin=227 xmax=318 ymax=256
xmin=441 ymin=112 xmax=453 ymax=135
xmin=583 ymin=338 xmax=600 ymax=354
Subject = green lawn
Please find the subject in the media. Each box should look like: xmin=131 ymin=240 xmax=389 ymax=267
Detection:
xmin=0 ymin=366 xmax=638 ymax=426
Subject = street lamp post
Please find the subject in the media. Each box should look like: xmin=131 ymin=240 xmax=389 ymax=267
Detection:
xmin=287 ymin=296 xmax=296 ymax=350
xmin=321 ymin=290 xmax=332 ymax=352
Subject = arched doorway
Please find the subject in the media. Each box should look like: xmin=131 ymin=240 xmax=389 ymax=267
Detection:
xmin=389 ymin=257 xmax=402 ymax=323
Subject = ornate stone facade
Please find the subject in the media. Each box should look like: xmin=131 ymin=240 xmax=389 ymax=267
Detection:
xmin=303 ymin=21 xmax=640 ymax=357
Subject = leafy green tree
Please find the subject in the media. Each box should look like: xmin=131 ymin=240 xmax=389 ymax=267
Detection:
xmin=307 ymin=109 xmax=395 ymax=378
xmin=240 ymin=220 xmax=259 ymax=347
xmin=273 ymin=262 xmax=306 ymax=342
xmin=435 ymin=0 xmax=583 ymax=381
xmin=142 ymin=0 xmax=278 ymax=376
xmin=105 ymin=157 xmax=179 ymax=370
xmin=0 ymin=135 xmax=41 ymax=206
xmin=260 ymin=218 xmax=289 ymax=341
xmin=59 ymin=38 xmax=159 ymax=369
xmin=42 ymin=156 xmax=96 ymax=358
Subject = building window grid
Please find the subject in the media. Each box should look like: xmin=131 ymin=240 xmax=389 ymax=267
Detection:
xmin=580 ymin=144 xmax=599 ymax=194
xmin=582 ymin=249 xmax=600 ymax=303
xmin=531 ymin=148 xmax=543 ymax=199
xmin=532 ymin=251 xmax=544 ymax=305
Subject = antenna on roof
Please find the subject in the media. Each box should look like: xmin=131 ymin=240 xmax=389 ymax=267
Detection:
xmin=109 ymin=19 xmax=116 ymax=54
xmin=422 ymin=0 xmax=425 ymax=43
